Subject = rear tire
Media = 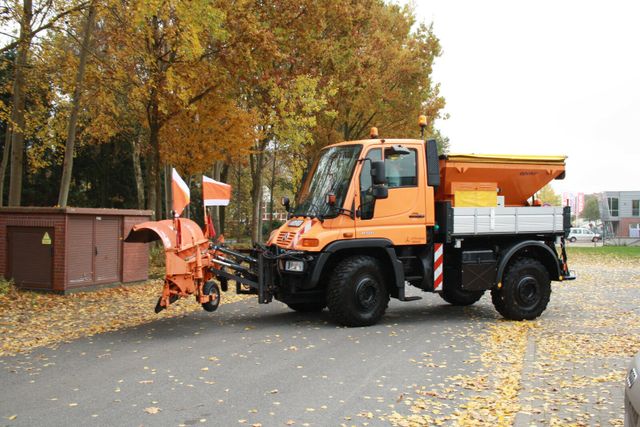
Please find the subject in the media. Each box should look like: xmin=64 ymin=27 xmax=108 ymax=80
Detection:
xmin=286 ymin=302 xmax=326 ymax=313
xmin=201 ymin=281 xmax=221 ymax=312
xmin=569 ymin=237 xmax=577 ymax=243
xmin=439 ymin=281 xmax=484 ymax=306
xmin=491 ymin=258 xmax=551 ymax=320
xmin=327 ymin=256 xmax=389 ymax=327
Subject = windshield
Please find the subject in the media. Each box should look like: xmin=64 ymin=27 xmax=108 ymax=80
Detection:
xmin=294 ymin=145 xmax=362 ymax=218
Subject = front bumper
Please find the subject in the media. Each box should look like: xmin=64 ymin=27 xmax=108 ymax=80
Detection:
xmin=259 ymin=247 xmax=325 ymax=304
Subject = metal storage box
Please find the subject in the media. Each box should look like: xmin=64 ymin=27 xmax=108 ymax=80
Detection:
xmin=0 ymin=207 xmax=152 ymax=292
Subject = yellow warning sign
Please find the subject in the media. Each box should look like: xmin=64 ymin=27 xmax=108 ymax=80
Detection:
xmin=42 ymin=232 xmax=52 ymax=245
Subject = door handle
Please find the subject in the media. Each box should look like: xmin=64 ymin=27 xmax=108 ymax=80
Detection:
xmin=95 ymin=247 xmax=98 ymax=256
xmin=409 ymin=213 xmax=425 ymax=218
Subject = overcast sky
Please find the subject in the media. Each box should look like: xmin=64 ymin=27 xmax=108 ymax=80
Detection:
xmin=402 ymin=0 xmax=640 ymax=194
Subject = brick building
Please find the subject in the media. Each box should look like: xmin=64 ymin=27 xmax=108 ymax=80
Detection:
xmin=0 ymin=207 xmax=152 ymax=292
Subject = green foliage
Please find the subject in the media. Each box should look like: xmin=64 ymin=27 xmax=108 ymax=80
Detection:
xmin=263 ymin=219 xmax=285 ymax=238
xmin=581 ymin=194 xmax=601 ymax=221
xmin=537 ymin=184 xmax=561 ymax=206
xmin=0 ymin=0 xmax=447 ymax=241
xmin=0 ymin=276 xmax=15 ymax=295
xmin=148 ymin=243 xmax=166 ymax=279
xmin=567 ymin=245 xmax=640 ymax=260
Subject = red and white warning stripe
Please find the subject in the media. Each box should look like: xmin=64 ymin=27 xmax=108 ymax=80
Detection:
xmin=434 ymin=243 xmax=443 ymax=292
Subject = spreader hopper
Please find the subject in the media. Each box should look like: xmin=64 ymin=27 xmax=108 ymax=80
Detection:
xmin=437 ymin=153 xmax=567 ymax=207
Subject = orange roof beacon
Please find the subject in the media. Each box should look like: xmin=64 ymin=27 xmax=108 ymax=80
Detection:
xmin=127 ymin=118 xmax=575 ymax=326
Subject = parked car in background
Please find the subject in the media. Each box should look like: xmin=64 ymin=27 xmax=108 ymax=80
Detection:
xmin=568 ymin=227 xmax=601 ymax=242
xmin=625 ymin=351 xmax=640 ymax=426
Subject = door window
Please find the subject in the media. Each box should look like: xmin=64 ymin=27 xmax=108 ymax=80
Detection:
xmin=608 ymin=197 xmax=619 ymax=216
xmin=385 ymin=148 xmax=417 ymax=188
xmin=359 ymin=149 xmax=382 ymax=220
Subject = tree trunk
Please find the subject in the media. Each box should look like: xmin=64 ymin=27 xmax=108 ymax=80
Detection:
xmin=269 ymin=144 xmax=277 ymax=230
xmin=146 ymin=15 xmax=164 ymax=219
xmin=130 ymin=135 xmax=145 ymax=209
xmin=0 ymin=129 xmax=12 ymax=206
xmin=235 ymin=164 xmax=242 ymax=241
xmin=163 ymin=163 xmax=171 ymax=218
xmin=210 ymin=161 xmax=222 ymax=233
xmin=146 ymin=109 xmax=159 ymax=218
xmin=156 ymin=158 xmax=163 ymax=218
xmin=8 ymin=0 xmax=33 ymax=206
xmin=250 ymin=143 xmax=266 ymax=244
xmin=58 ymin=3 xmax=96 ymax=207
xmin=219 ymin=163 xmax=229 ymax=235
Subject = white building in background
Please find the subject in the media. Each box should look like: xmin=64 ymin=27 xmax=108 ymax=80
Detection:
xmin=599 ymin=191 xmax=640 ymax=238
xmin=261 ymin=185 xmax=287 ymax=222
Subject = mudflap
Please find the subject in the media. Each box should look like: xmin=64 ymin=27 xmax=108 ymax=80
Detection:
xmin=559 ymin=237 xmax=577 ymax=281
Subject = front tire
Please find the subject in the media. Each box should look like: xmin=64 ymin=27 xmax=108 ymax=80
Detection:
xmin=491 ymin=258 xmax=551 ymax=320
xmin=327 ymin=256 xmax=389 ymax=327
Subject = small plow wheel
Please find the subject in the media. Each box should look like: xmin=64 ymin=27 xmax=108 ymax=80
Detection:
xmin=201 ymin=281 xmax=221 ymax=312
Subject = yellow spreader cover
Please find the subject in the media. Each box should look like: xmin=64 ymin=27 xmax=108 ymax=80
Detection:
xmin=444 ymin=153 xmax=567 ymax=165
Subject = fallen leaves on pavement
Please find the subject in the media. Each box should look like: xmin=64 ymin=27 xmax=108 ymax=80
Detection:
xmin=0 ymin=279 xmax=248 ymax=357
xmin=387 ymin=252 xmax=640 ymax=427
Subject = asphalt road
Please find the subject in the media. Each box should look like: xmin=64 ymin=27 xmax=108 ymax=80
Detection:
xmin=2 ymin=259 xmax=636 ymax=427
xmin=0 ymin=290 xmax=495 ymax=427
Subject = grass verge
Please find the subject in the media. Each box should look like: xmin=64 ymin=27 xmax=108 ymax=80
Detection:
xmin=567 ymin=245 xmax=640 ymax=261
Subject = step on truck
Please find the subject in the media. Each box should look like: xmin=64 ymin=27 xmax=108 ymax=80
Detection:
xmin=126 ymin=117 xmax=576 ymax=327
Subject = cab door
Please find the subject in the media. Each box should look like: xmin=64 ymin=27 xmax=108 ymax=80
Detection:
xmin=355 ymin=145 xmax=427 ymax=245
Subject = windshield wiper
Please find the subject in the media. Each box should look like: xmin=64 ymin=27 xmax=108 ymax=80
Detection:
xmin=328 ymin=206 xmax=355 ymax=219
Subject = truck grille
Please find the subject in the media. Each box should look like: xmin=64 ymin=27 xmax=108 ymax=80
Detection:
xmin=277 ymin=231 xmax=295 ymax=245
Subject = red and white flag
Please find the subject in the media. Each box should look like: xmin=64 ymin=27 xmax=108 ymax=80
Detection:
xmin=171 ymin=168 xmax=190 ymax=217
xmin=202 ymin=175 xmax=231 ymax=206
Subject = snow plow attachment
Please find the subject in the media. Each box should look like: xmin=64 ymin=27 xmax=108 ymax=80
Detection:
xmin=125 ymin=218 xmax=271 ymax=313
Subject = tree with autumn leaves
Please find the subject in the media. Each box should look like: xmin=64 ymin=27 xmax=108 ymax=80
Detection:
xmin=0 ymin=0 xmax=446 ymax=243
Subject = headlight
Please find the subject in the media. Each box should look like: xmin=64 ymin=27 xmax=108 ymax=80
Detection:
xmin=284 ymin=260 xmax=304 ymax=272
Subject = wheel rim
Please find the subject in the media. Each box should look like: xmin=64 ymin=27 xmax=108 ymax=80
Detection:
xmin=515 ymin=276 xmax=540 ymax=309
xmin=355 ymin=277 xmax=377 ymax=310
xmin=203 ymin=281 xmax=220 ymax=309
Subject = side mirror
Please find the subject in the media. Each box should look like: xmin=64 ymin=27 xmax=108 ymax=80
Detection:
xmin=281 ymin=197 xmax=290 ymax=212
xmin=370 ymin=160 xmax=386 ymax=185
xmin=425 ymin=139 xmax=440 ymax=188
xmin=372 ymin=185 xmax=388 ymax=199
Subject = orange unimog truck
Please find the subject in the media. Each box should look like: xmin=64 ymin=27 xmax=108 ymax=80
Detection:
xmin=252 ymin=121 xmax=574 ymax=326
xmin=127 ymin=118 xmax=575 ymax=326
